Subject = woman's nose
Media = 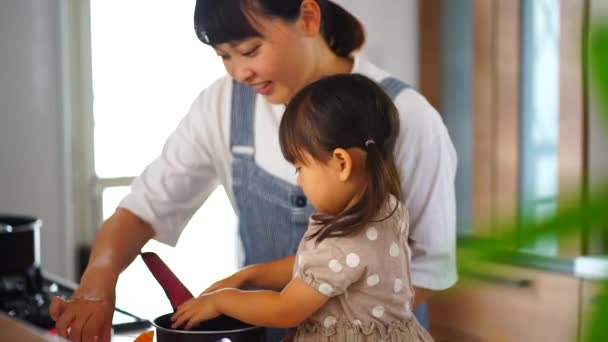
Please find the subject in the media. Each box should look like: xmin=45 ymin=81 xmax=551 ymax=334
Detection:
xmin=233 ymin=65 xmax=254 ymax=84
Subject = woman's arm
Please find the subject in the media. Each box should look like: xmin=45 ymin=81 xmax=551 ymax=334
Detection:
xmin=173 ymin=278 xmax=328 ymax=329
xmin=50 ymin=208 xmax=155 ymax=341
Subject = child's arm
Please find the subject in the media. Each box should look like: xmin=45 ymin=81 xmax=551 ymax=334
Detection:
xmin=245 ymin=255 xmax=296 ymax=289
xmin=172 ymin=278 xmax=328 ymax=329
xmin=203 ymin=255 xmax=295 ymax=294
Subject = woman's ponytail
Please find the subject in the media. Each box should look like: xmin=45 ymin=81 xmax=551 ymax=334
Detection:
xmin=318 ymin=0 xmax=366 ymax=57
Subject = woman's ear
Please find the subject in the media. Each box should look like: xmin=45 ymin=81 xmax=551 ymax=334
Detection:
xmin=331 ymin=148 xmax=353 ymax=182
xmin=298 ymin=0 xmax=322 ymax=37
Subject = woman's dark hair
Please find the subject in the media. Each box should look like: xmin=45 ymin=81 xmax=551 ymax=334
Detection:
xmin=279 ymin=74 xmax=403 ymax=243
xmin=194 ymin=0 xmax=365 ymax=58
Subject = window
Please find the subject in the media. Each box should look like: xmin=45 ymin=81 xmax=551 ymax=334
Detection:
xmin=89 ymin=0 xmax=237 ymax=319
xmin=519 ymin=0 xmax=560 ymax=256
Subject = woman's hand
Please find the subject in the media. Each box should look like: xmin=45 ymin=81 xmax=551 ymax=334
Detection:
xmin=201 ymin=268 xmax=252 ymax=295
xmin=49 ymin=209 xmax=154 ymax=341
xmin=49 ymin=279 xmax=116 ymax=342
xmin=170 ymin=292 xmax=222 ymax=330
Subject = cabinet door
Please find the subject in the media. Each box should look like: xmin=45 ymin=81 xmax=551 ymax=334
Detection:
xmin=428 ymin=263 xmax=579 ymax=342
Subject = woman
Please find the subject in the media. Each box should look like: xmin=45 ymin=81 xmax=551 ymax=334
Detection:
xmin=49 ymin=1 xmax=457 ymax=341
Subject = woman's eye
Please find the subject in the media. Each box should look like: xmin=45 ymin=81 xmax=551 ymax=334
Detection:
xmin=242 ymin=45 xmax=260 ymax=57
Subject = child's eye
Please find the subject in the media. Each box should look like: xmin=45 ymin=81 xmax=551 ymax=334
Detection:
xmin=294 ymin=167 xmax=301 ymax=174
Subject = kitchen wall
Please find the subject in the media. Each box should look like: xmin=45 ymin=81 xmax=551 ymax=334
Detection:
xmin=0 ymin=0 xmax=420 ymax=280
xmin=0 ymin=0 xmax=75 ymax=279
xmin=335 ymin=0 xmax=419 ymax=86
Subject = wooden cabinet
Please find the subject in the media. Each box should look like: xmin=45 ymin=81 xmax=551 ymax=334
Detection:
xmin=428 ymin=263 xmax=580 ymax=342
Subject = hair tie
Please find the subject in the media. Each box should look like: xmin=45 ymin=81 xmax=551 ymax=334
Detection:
xmin=365 ymin=139 xmax=375 ymax=148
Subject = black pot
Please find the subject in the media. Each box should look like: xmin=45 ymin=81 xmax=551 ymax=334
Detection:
xmin=152 ymin=313 xmax=265 ymax=342
xmin=0 ymin=215 xmax=41 ymax=276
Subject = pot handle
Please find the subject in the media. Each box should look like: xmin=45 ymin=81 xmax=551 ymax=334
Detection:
xmin=140 ymin=252 xmax=194 ymax=311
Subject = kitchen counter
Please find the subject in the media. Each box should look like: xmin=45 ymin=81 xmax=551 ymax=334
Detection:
xmin=0 ymin=312 xmax=149 ymax=342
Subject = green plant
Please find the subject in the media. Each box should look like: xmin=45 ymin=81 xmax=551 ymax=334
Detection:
xmin=579 ymin=20 xmax=608 ymax=342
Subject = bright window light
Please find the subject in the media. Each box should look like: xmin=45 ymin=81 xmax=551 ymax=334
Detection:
xmin=91 ymin=0 xmax=236 ymax=319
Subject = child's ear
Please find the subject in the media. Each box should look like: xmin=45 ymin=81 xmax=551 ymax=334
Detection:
xmin=331 ymin=148 xmax=353 ymax=182
xmin=298 ymin=0 xmax=322 ymax=37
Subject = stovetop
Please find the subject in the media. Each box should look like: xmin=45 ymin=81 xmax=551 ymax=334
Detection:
xmin=0 ymin=268 xmax=150 ymax=333
xmin=0 ymin=268 xmax=69 ymax=330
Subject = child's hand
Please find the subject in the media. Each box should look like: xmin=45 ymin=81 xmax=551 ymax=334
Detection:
xmin=201 ymin=269 xmax=250 ymax=295
xmin=170 ymin=293 xmax=221 ymax=330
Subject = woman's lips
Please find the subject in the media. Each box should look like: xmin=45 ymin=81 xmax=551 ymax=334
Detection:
xmin=255 ymin=81 xmax=273 ymax=96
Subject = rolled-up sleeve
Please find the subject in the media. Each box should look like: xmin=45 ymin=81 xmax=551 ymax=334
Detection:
xmin=394 ymin=91 xmax=458 ymax=290
xmin=118 ymin=89 xmax=221 ymax=246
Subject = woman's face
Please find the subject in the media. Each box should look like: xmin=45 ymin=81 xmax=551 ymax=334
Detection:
xmin=213 ymin=15 xmax=317 ymax=104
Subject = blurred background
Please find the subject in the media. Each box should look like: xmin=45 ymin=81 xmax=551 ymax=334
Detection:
xmin=0 ymin=0 xmax=607 ymax=341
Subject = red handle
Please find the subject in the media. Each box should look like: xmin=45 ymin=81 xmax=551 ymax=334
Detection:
xmin=140 ymin=252 xmax=194 ymax=311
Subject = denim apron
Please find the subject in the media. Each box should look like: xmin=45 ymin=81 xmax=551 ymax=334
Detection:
xmin=230 ymin=77 xmax=426 ymax=341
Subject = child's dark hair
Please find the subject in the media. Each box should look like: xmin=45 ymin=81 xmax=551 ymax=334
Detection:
xmin=279 ymin=74 xmax=402 ymax=243
xmin=194 ymin=0 xmax=365 ymax=58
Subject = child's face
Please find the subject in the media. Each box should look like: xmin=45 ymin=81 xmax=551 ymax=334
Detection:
xmin=294 ymin=150 xmax=365 ymax=215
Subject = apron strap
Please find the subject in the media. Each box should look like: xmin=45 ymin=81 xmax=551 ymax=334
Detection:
xmin=230 ymin=81 xmax=257 ymax=151
xmin=379 ymin=77 xmax=412 ymax=100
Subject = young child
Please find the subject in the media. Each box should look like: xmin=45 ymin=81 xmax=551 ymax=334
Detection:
xmin=171 ymin=74 xmax=434 ymax=341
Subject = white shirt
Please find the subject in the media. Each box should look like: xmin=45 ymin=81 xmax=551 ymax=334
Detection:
xmin=119 ymin=57 xmax=458 ymax=290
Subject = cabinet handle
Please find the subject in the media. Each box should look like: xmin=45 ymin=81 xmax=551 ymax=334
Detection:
xmin=465 ymin=271 xmax=533 ymax=288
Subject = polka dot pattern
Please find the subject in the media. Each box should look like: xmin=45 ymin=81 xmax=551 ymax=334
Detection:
xmin=328 ymin=259 xmax=343 ymax=273
xmin=372 ymin=305 xmax=385 ymax=318
xmin=318 ymin=283 xmax=333 ymax=296
xmin=366 ymin=274 xmax=380 ymax=287
xmin=324 ymin=316 xmax=337 ymax=328
xmin=346 ymin=253 xmax=360 ymax=268
xmin=292 ymin=197 xmax=415 ymax=329
xmin=389 ymin=242 xmax=400 ymax=257
xmin=394 ymin=279 xmax=403 ymax=293
xmin=366 ymin=227 xmax=378 ymax=241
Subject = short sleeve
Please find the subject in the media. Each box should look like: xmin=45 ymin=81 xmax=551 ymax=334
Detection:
xmin=294 ymin=239 xmax=366 ymax=298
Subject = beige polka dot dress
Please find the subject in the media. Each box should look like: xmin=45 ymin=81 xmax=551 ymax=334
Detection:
xmin=293 ymin=196 xmax=434 ymax=342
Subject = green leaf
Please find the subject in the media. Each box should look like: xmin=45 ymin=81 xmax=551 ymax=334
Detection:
xmin=590 ymin=23 xmax=608 ymax=124
xmin=585 ymin=282 xmax=608 ymax=342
